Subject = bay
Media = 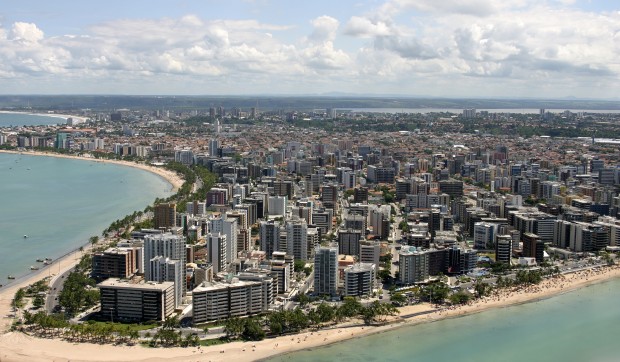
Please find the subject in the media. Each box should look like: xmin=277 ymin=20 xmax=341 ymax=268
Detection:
xmin=0 ymin=153 xmax=173 ymax=281
xmin=0 ymin=112 xmax=66 ymax=127
xmin=270 ymin=277 xmax=620 ymax=362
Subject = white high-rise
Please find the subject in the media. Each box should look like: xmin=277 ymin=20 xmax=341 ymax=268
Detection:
xmin=286 ymin=218 xmax=308 ymax=261
xmin=144 ymin=233 xmax=186 ymax=296
xmin=207 ymin=233 xmax=227 ymax=273
xmin=209 ymin=217 xmax=238 ymax=264
xmin=149 ymin=256 xmax=183 ymax=307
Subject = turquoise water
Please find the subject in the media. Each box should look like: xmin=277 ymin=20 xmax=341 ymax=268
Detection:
xmin=271 ymin=278 xmax=620 ymax=362
xmin=0 ymin=153 xmax=173 ymax=281
xmin=0 ymin=112 xmax=64 ymax=127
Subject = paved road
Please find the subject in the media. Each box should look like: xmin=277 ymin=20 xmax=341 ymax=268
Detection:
xmin=46 ymin=266 xmax=74 ymax=313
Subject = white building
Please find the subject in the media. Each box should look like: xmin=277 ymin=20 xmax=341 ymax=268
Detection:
xmin=343 ymin=263 xmax=376 ymax=297
xmin=144 ymin=233 xmax=186 ymax=295
xmin=286 ymin=218 xmax=308 ymax=261
xmin=192 ymin=279 xmax=266 ymax=323
xmin=149 ymin=256 xmax=183 ymax=307
xmin=210 ymin=217 xmax=238 ymax=264
xmin=207 ymin=233 xmax=227 ymax=273
xmin=399 ymin=247 xmax=429 ymax=285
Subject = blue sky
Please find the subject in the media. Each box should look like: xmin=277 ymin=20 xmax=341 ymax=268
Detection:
xmin=0 ymin=0 xmax=619 ymax=97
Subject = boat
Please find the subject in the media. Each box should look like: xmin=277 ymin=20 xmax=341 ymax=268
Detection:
xmin=45 ymin=257 xmax=52 ymax=261
xmin=36 ymin=258 xmax=44 ymax=262
xmin=30 ymin=266 xmax=39 ymax=270
xmin=43 ymin=260 xmax=50 ymax=265
xmin=7 ymin=275 xmax=15 ymax=280
xmin=23 ymin=235 xmax=28 ymax=238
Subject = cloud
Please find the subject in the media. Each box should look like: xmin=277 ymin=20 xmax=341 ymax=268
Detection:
xmin=308 ymin=15 xmax=339 ymax=43
xmin=10 ymin=22 xmax=44 ymax=43
xmin=343 ymin=16 xmax=393 ymax=38
xmin=0 ymin=3 xmax=619 ymax=97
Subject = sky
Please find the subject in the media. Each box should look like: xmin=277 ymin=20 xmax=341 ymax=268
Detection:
xmin=0 ymin=0 xmax=619 ymax=98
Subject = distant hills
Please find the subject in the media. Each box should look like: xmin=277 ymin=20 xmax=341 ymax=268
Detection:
xmin=0 ymin=95 xmax=617 ymax=111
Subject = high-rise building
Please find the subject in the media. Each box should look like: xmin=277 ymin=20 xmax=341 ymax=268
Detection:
xmin=153 ymin=203 xmax=176 ymax=230
xmin=399 ymin=247 xmax=429 ymax=285
xmin=495 ymin=235 xmax=513 ymax=264
xmin=99 ymin=279 xmax=175 ymax=322
xmin=92 ymin=248 xmax=138 ymax=281
xmin=209 ymin=217 xmax=238 ymax=264
xmin=149 ymin=256 xmax=183 ymax=307
xmin=343 ymin=263 xmax=376 ymax=297
xmin=314 ymin=247 xmax=338 ymax=296
xmin=207 ymin=233 xmax=227 ymax=274
xmin=144 ymin=233 xmax=186 ymax=295
xmin=260 ymin=220 xmax=281 ymax=258
xmin=522 ymin=233 xmax=544 ymax=263
xmin=338 ymin=229 xmax=362 ymax=256
xmin=286 ymin=219 xmax=308 ymax=261
xmin=192 ymin=280 xmax=267 ymax=323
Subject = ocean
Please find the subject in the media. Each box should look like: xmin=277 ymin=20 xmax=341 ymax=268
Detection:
xmin=0 ymin=153 xmax=173 ymax=282
xmin=0 ymin=112 xmax=66 ymax=127
xmin=269 ymin=277 xmax=620 ymax=362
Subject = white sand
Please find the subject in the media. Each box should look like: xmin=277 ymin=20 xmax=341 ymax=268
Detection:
xmin=1 ymin=265 xmax=618 ymax=362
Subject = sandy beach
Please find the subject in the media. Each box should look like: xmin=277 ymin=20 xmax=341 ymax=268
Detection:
xmin=0 ymin=110 xmax=88 ymax=124
xmin=0 ymin=149 xmax=184 ymax=193
xmin=1 ymin=263 xmax=618 ymax=362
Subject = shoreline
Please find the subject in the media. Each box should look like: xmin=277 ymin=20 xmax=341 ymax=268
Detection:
xmin=0 ymin=110 xmax=87 ymax=124
xmin=1 ymin=264 xmax=618 ymax=362
xmin=0 ymin=149 xmax=182 ymax=291
xmin=0 ymin=149 xmax=183 ymax=193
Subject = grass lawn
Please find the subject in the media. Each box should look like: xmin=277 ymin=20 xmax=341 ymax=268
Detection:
xmin=199 ymin=338 xmax=230 ymax=346
xmin=87 ymin=321 xmax=158 ymax=332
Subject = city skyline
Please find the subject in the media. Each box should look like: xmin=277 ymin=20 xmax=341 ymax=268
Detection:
xmin=1 ymin=0 xmax=619 ymax=98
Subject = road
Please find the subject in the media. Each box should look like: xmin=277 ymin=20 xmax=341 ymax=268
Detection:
xmin=46 ymin=266 xmax=74 ymax=313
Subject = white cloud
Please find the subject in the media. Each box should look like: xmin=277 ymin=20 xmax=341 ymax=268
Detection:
xmin=10 ymin=22 xmax=44 ymax=43
xmin=0 ymin=3 xmax=619 ymax=97
xmin=308 ymin=15 xmax=340 ymax=43
xmin=343 ymin=16 xmax=393 ymax=37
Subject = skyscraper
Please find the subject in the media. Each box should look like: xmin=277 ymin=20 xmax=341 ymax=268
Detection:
xmin=144 ymin=233 xmax=186 ymax=295
xmin=153 ymin=203 xmax=176 ymax=230
xmin=260 ymin=220 xmax=281 ymax=258
xmin=314 ymin=247 xmax=338 ymax=296
xmin=286 ymin=218 xmax=308 ymax=261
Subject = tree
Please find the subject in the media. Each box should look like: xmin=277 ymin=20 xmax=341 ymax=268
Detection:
xmin=224 ymin=317 xmax=244 ymax=339
xmin=242 ymin=318 xmax=265 ymax=341
xmin=390 ymin=292 xmax=406 ymax=306
xmin=316 ymin=303 xmax=335 ymax=323
xmin=378 ymin=269 xmax=392 ymax=283
xmin=449 ymin=292 xmax=471 ymax=305
xmin=420 ymin=282 xmax=449 ymax=305
xmin=11 ymin=288 xmax=26 ymax=310
xmin=297 ymin=293 xmax=310 ymax=307
xmin=32 ymin=294 xmax=45 ymax=309
xmin=294 ymin=259 xmax=306 ymax=273
xmin=337 ymin=297 xmax=362 ymax=320
xmin=474 ymin=279 xmax=490 ymax=299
